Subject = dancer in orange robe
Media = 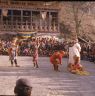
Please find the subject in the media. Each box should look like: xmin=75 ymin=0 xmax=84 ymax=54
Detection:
xmin=50 ymin=51 xmax=65 ymax=71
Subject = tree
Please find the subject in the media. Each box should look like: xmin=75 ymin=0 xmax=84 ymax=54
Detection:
xmin=60 ymin=1 xmax=93 ymax=39
xmin=60 ymin=21 xmax=72 ymax=39
xmin=70 ymin=2 xmax=89 ymax=37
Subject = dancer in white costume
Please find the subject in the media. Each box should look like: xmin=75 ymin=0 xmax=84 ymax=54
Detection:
xmin=68 ymin=39 xmax=81 ymax=64
xmin=68 ymin=39 xmax=89 ymax=75
xmin=68 ymin=39 xmax=82 ymax=73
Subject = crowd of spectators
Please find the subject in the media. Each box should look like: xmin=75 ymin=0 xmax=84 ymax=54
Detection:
xmin=0 ymin=37 xmax=95 ymax=63
xmin=80 ymin=42 xmax=95 ymax=62
xmin=0 ymin=37 xmax=68 ymax=57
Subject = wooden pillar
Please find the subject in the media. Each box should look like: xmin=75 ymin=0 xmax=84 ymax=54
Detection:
xmin=16 ymin=20 xmax=18 ymax=31
xmin=31 ymin=10 xmax=32 ymax=31
xmin=39 ymin=11 xmax=41 ymax=31
xmin=57 ymin=11 xmax=60 ymax=33
xmin=26 ymin=20 xmax=29 ymax=31
xmin=49 ymin=12 xmax=52 ymax=32
xmin=1 ymin=9 xmax=3 ymax=30
xmin=0 ymin=9 xmax=2 ymax=29
xmin=6 ymin=20 xmax=8 ymax=30
xmin=21 ymin=10 xmax=23 ymax=32
xmin=48 ymin=12 xmax=50 ymax=32
xmin=11 ymin=10 xmax=13 ymax=31
xmin=40 ymin=11 xmax=43 ymax=31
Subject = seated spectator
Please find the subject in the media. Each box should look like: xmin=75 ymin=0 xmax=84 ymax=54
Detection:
xmin=14 ymin=78 xmax=32 ymax=96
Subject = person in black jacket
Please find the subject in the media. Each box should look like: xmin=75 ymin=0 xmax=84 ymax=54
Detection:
xmin=14 ymin=78 xmax=32 ymax=96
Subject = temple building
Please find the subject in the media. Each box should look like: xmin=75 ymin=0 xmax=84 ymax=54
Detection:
xmin=0 ymin=0 xmax=60 ymax=38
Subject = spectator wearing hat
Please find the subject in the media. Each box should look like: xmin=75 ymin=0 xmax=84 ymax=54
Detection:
xmin=14 ymin=78 xmax=32 ymax=96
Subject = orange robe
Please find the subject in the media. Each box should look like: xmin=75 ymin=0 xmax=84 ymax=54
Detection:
xmin=50 ymin=51 xmax=64 ymax=65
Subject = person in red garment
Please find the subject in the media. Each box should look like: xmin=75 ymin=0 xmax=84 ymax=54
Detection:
xmin=32 ymin=41 xmax=39 ymax=68
xmin=50 ymin=50 xmax=65 ymax=72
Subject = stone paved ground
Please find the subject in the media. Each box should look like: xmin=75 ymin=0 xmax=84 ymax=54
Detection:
xmin=0 ymin=56 xmax=95 ymax=96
